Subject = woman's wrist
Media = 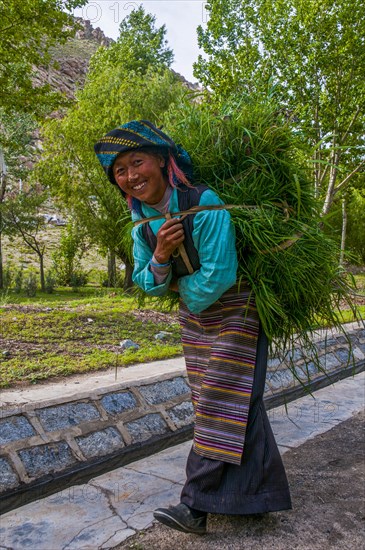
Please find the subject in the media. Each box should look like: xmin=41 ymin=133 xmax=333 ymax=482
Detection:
xmin=153 ymin=252 xmax=170 ymax=265
xmin=150 ymin=254 xmax=171 ymax=268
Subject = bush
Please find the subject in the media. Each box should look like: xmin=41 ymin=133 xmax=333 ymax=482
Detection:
xmin=45 ymin=271 xmax=56 ymax=294
xmin=2 ymin=264 xmax=13 ymax=290
xmin=52 ymin=221 xmax=88 ymax=286
xmin=100 ymin=272 xmax=124 ymax=288
xmin=24 ymin=271 xmax=37 ymax=297
xmin=14 ymin=268 xmax=23 ymax=294
xmin=70 ymin=271 xmax=88 ymax=290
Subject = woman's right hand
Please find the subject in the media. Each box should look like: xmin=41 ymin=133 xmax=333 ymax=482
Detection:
xmin=154 ymin=218 xmax=185 ymax=264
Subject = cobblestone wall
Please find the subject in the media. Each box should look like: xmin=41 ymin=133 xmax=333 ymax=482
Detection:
xmin=1 ymin=322 xmax=364 ymax=502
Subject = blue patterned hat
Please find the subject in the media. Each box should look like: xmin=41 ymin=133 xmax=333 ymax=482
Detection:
xmin=94 ymin=120 xmax=192 ymax=187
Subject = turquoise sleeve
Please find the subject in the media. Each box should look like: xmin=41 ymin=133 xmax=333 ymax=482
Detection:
xmin=177 ymin=189 xmax=238 ymax=313
xmin=131 ymin=224 xmax=172 ymax=295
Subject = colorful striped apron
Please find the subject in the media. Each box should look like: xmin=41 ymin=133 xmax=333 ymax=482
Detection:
xmin=179 ymin=283 xmax=260 ymax=465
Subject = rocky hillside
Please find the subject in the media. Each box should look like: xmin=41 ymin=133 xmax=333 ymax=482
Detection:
xmin=35 ymin=18 xmax=198 ymax=101
xmin=28 ymin=19 xmax=198 ymax=168
xmin=35 ymin=18 xmax=114 ymax=100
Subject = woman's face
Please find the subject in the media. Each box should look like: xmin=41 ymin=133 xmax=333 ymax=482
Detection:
xmin=113 ymin=150 xmax=167 ymax=205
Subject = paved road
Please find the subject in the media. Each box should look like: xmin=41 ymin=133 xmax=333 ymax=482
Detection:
xmin=0 ymin=373 xmax=364 ymax=550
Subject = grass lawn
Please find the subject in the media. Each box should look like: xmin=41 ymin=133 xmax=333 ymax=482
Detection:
xmin=0 ymin=274 xmax=364 ymax=389
xmin=0 ymin=287 xmax=181 ymax=388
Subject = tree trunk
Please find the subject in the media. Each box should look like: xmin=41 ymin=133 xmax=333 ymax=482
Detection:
xmin=39 ymin=253 xmax=45 ymax=291
xmin=0 ymin=170 xmax=6 ymax=290
xmin=322 ymin=150 xmax=340 ymax=217
xmin=123 ymin=259 xmax=134 ymax=292
xmin=340 ymin=199 xmax=347 ymax=267
xmin=107 ymin=249 xmax=117 ymax=287
xmin=0 ymin=229 xmax=3 ymax=290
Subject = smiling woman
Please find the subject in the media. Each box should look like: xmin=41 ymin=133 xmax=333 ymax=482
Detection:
xmin=94 ymin=119 xmax=292 ymax=535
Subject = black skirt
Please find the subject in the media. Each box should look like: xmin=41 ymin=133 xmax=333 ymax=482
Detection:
xmin=180 ymin=327 xmax=292 ymax=515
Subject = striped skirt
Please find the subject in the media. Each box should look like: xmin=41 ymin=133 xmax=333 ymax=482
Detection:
xmin=179 ymin=283 xmax=260 ymax=465
xmin=179 ymin=283 xmax=292 ymax=514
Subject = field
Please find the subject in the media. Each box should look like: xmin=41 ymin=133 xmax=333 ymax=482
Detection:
xmin=0 ymin=288 xmax=181 ymax=389
xmin=1 ymin=218 xmax=364 ymax=390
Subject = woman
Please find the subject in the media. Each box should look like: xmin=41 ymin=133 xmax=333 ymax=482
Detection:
xmin=94 ymin=120 xmax=292 ymax=535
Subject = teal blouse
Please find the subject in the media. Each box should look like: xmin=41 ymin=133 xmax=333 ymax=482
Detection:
xmin=131 ymin=187 xmax=238 ymax=313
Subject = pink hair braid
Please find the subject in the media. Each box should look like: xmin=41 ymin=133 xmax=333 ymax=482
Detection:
xmin=167 ymin=152 xmax=192 ymax=188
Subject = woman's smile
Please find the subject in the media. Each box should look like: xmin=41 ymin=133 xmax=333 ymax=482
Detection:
xmin=132 ymin=181 xmax=146 ymax=191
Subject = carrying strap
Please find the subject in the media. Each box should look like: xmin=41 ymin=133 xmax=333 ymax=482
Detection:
xmin=165 ymin=212 xmax=195 ymax=275
xmin=138 ymin=199 xmax=300 ymax=262
xmin=139 ymin=203 xmax=303 ymax=260
xmin=134 ymin=203 xmax=256 ymax=227
xmin=134 ymin=200 xmax=294 ymax=227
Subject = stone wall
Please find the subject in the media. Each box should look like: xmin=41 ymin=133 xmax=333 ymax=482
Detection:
xmin=1 ymin=322 xmax=364 ymax=511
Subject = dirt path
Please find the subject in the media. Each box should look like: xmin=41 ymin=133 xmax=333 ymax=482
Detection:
xmin=117 ymin=410 xmax=365 ymax=550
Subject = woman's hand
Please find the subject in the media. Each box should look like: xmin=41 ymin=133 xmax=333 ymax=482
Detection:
xmin=154 ymin=218 xmax=185 ymax=264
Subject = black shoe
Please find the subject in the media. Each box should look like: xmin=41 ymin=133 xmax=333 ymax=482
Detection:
xmin=153 ymin=503 xmax=207 ymax=535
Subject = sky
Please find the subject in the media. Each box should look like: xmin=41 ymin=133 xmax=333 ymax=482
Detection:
xmin=73 ymin=1 xmax=210 ymax=82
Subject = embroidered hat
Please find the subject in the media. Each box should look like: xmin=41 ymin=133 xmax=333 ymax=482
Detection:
xmin=94 ymin=119 xmax=192 ymax=187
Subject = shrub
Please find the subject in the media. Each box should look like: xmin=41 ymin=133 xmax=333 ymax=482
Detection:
xmin=70 ymin=271 xmax=88 ymax=290
xmin=100 ymin=272 xmax=124 ymax=288
xmin=52 ymin=221 xmax=88 ymax=286
xmin=24 ymin=271 xmax=37 ymax=297
xmin=14 ymin=268 xmax=23 ymax=294
xmin=45 ymin=271 xmax=56 ymax=294
xmin=2 ymin=264 xmax=13 ymax=290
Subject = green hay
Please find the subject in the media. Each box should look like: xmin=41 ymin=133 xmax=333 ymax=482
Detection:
xmin=128 ymin=97 xmax=359 ymax=361
xmin=162 ymin=98 xmax=359 ymax=350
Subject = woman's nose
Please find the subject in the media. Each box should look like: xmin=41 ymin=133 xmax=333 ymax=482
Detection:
xmin=128 ymin=169 xmax=138 ymax=182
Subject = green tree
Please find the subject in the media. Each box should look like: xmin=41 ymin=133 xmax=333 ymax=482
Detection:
xmin=0 ymin=110 xmax=36 ymax=288
xmin=0 ymin=0 xmax=86 ymax=116
xmin=38 ymin=69 xmax=186 ymax=289
xmin=195 ymin=0 xmax=365 ymax=217
xmin=195 ymin=1 xmax=266 ymax=99
xmin=89 ymin=6 xmax=173 ymax=75
xmin=346 ymin=185 xmax=365 ymax=263
xmin=328 ymin=179 xmax=365 ymax=264
xmin=36 ymin=8 xmax=185 ymax=290
xmin=0 ymin=0 xmax=86 ymax=288
xmin=52 ymin=220 xmax=89 ymax=286
xmin=4 ymin=188 xmax=48 ymax=291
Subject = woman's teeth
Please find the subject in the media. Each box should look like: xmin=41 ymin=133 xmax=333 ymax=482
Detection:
xmin=132 ymin=182 xmax=146 ymax=191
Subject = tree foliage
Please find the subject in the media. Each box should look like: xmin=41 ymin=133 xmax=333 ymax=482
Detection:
xmin=0 ymin=109 xmax=37 ymax=288
xmin=36 ymin=8 xmax=185 ymax=289
xmin=327 ymin=181 xmax=365 ymax=263
xmin=89 ymin=6 xmax=173 ymax=75
xmin=52 ymin=220 xmax=89 ymax=286
xmin=0 ymin=1 xmax=88 ymax=288
xmin=3 ymin=188 xmax=48 ymax=290
xmin=0 ymin=0 xmax=87 ymax=116
xmin=195 ymin=0 xmax=365 ymax=217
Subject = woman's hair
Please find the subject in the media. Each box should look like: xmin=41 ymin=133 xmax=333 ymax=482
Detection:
xmin=167 ymin=152 xmax=190 ymax=188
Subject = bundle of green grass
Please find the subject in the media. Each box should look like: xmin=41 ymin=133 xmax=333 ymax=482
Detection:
xmin=161 ymin=98 xmax=356 ymax=349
